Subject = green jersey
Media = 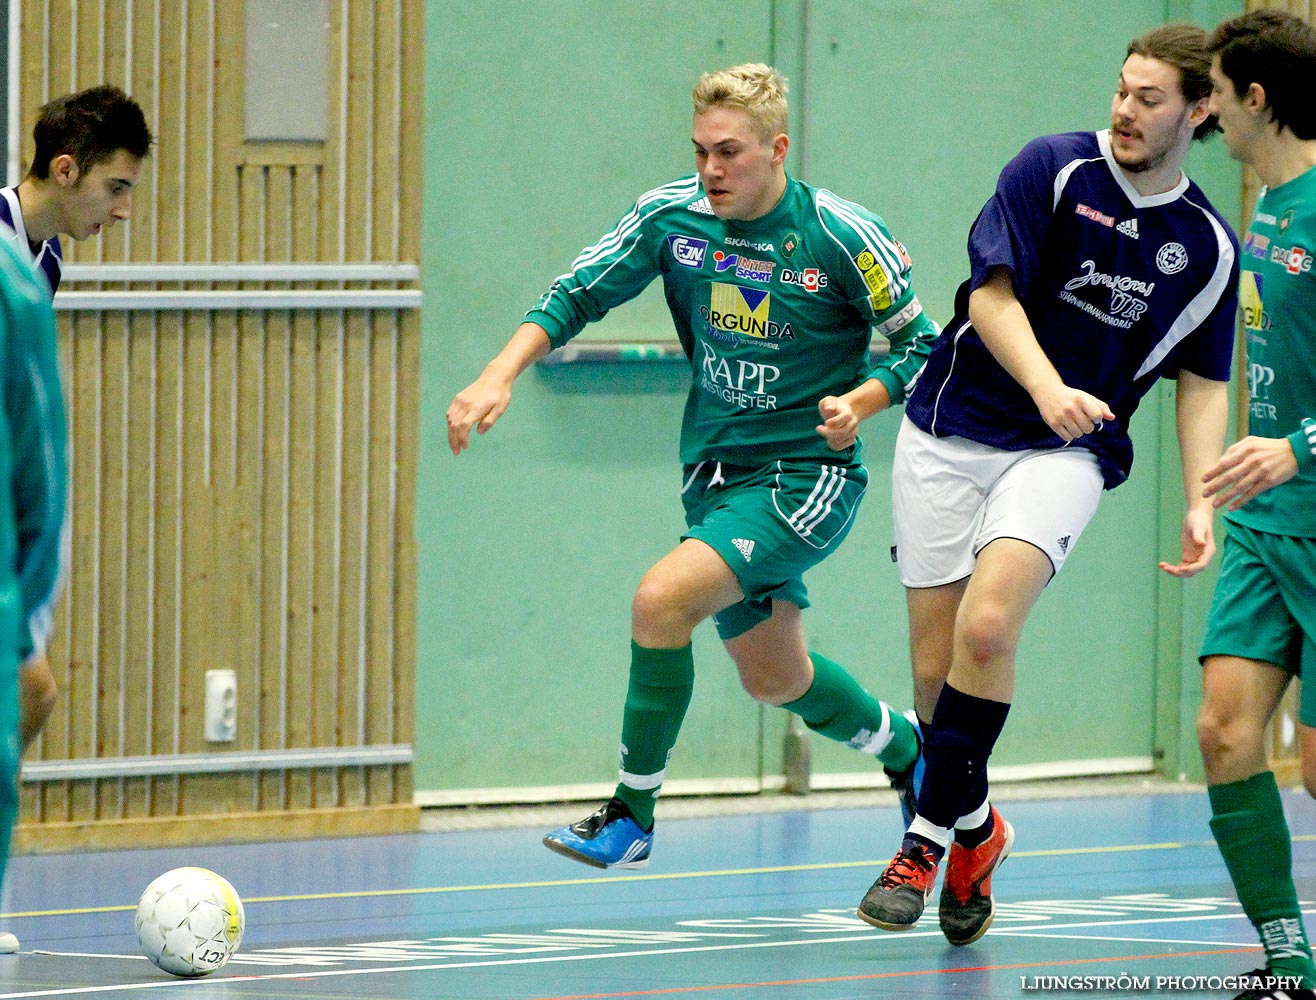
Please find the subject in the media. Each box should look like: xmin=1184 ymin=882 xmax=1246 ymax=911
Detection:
xmin=526 ymin=175 xmax=938 ymax=466
xmin=1231 ymin=163 xmax=1316 ymax=537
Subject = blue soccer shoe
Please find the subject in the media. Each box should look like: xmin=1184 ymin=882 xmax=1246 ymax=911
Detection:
xmin=543 ymin=797 xmax=653 ymax=869
xmin=884 ymin=710 xmax=924 ymax=830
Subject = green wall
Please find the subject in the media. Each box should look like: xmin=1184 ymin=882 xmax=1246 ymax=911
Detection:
xmin=418 ymin=0 xmax=1243 ymax=798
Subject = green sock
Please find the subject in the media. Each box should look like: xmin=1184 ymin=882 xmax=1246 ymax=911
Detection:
xmin=1209 ymin=772 xmax=1316 ymax=987
xmin=612 ymin=641 xmax=695 ymax=830
xmin=781 ymin=651 xmax=917 ymax=771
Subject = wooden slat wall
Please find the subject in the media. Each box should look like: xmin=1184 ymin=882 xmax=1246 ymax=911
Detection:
xmin=1242 ymin=0 xmax=1310 ymax=787
xmin=12 ymin=0 xmax=421 ymax=849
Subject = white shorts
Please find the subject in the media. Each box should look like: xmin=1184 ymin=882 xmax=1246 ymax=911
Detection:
xmin=891 ymin=416 xmax=1104 ymax=588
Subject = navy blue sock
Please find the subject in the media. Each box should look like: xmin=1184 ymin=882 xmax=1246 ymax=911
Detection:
xmin=915 ymin=683 xmax=1010 ymax=830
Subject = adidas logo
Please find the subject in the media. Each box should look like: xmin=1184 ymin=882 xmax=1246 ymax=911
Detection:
xmin=731 ymin=537 xmax=755 ymax=562
xmin=1057 ymin=535 xmax=1071 ymax=554
xmin=1116 ymin=218 xmax=1139 ymax=239
xmin=688 ymin=197 xmax=714 ymax=215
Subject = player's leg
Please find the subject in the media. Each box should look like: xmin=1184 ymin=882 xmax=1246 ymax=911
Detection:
xmin=720 ymin=600 xmax=919 ymax=776
xmin=907 ymin=581 xmax=965 ymax=727
xmin=542 ymin=537 xmax=742 ymax=870
xmin=916 ymin=538 xmax=1044 ymax=941
xmin=864 ymin=443 xmax=1101 ymax=937
xmin=18 ymin=653 xmax=56 ymax=752
xmin=708 ymin=457 xmax=918 ymax=780
xmin=1200 ymin=655 xmax=1315 ymax=991
xmin=889 ymin=417 xmax=986 ymax=831
xmin=1199 ymin=524 xmax=1316 ymax=991
xmin=0 ymin=649 xmax=18 ymax=896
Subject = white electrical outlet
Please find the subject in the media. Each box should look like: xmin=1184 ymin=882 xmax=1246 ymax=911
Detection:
xmin=204 ymin=669 xmax=237 ymax=742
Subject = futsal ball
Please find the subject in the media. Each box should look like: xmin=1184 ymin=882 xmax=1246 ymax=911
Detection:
xmin=134 ymin=867 xmax=245 ymax=977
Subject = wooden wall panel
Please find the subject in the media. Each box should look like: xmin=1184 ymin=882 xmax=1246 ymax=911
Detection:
xmin=12 ymin=0 xmax=422 ymax=850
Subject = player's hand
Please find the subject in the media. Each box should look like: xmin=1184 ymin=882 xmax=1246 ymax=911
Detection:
xmin=816 ymin=395 xmax=859 ymax=451
xmin=1157 ymin=504 xmax=1215 ymax=578
xmin=446 ymin=376 xmax=513 ymax=455
xmin=1031 ymin=383 xmax=1115 ymax=443
xmin=1201 ymin=435 xmax=1299 ymax=510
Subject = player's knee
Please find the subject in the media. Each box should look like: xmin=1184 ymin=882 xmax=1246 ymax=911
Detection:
xmin=1302 ymin=766 xmax=1316 ymax=801
xmin=1195 ymin=703 xmax=1251 ymax=769
xmin=955 ymin=603 xmax=1015 ymax=669
xmin=631 ymin=575 xmax=695 ymax=641
xmin=23 ymin=662 xmax=58 ymax=720
xmin=910 ymin=657 xmax=946 ymax=704
xmin=736 ymin=666 xmax=793 ymax=705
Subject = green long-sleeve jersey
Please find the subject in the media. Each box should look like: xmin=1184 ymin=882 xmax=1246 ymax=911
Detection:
xmin=0 ymin=235 xmax=67 ymax=663
xmin=1232 ymin=164 xmax=1316 ymax=537
xmin=526 ymin=175 xmax=938 ymax=466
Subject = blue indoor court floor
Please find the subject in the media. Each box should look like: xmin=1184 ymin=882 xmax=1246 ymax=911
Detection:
xmin=0 ymin=780 xmax=1308 ymax=999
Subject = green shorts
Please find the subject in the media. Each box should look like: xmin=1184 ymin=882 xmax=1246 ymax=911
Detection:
xmin=1200 ymin=521 xmax=1316 ymax=724
xmin=680 ymin=458 xmax=868 ymax=641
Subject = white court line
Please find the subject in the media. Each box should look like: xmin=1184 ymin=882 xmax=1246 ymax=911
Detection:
xmin=7 ymin=907 xmax=1304 ymax=998
xmin=993 ymin=932 xmax=1260 ymax=947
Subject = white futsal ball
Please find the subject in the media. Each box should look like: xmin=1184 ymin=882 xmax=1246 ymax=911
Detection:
xmin=134 ymin=867 xmax=245 ymax=977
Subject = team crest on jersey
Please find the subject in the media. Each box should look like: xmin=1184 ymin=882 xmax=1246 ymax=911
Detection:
xmin=782 ymin=232 xmax=800 ymax=258
xmin=853 ymin=250 xmax=891 ymax=310
xmin=1279 ymin=209 xmax=1294 ymax=233
xmin=1156 ymin=242 xmax=1188 ymax=275
xmin=699 ymin=283 xmax=794 ymax=343
xmin=667 ymin=235 xmax=708 ymax=269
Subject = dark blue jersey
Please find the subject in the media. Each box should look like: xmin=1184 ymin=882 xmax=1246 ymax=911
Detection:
xmin=905 ymin=130 xmax=1238 ymax=489
xmin=0 ymin=188 xmax=62 ymax=296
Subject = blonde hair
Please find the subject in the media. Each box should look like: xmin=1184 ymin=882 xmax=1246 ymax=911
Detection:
xmin=692 ymin=63 xmax=788 ymax=141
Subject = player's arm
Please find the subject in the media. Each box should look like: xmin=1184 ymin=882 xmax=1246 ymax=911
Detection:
xmin=816 ymin=379 xmax=891 ymax=452
xmin=817 ymin=201 xmax=938 ymax=449
xmin=446 ymin=322 xmax=552 ymax=456
xmin=1202 ymin=417 xmax=1313 ymax=510
xmin=968 ymin=267 xmax=1114 ymax=442
xmin=2 ymin=266 xmax=68 ymax=659
xmin=445 ymin=190 xmax=667 ymax=455
xmin=1158 ymin=371 xmax=1228 ymax=578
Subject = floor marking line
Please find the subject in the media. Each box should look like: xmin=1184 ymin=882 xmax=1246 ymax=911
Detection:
xmin=523 ymin=947 xmax=1260 ymax=1000
xmin=5 ymin=910 xmax=1289 ymax=998
xmin=0 ymin=837 xmax=1244 ymax=919
xmin=993 ymin=931 xmax=1261 ymax=947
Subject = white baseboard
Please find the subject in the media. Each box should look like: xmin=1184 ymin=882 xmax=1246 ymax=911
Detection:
xmin=414 ymin=756 xmax=1155 ymax=808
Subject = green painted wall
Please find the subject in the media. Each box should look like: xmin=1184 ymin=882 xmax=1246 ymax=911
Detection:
xmin=418 ymin=0 xmax=1243 ymax=797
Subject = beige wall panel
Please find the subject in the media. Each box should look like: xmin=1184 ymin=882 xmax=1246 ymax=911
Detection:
xmin=146 ymin=317 xmax=181 ymax=816
xmin=16 ymin=0 xmax=422 ymax=843
xmin=123 ymin=313 xmax=158 ymax=819
xmin=336 ymin=317 xmax=367 ymax=808
xmin=311 ymin=316 xmax=341 ymax=808
xmin=67 ymin=314 xmax=99 ymax=823
xmin=258 ymin=310 xmax=292 ymax=813
xmin=96 ymin=318 xmax=127 ymax=819
xmin=392 ymin=310 xmax=419 ymax=804
xmin=285 ymin=307 xmax=317 ymax=812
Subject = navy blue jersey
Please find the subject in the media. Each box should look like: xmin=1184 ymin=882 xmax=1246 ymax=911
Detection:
xmin=0 ymin=188 xmax=62 ymax=295
xmin=905 ymin=130 xmax=1238 ymax=489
